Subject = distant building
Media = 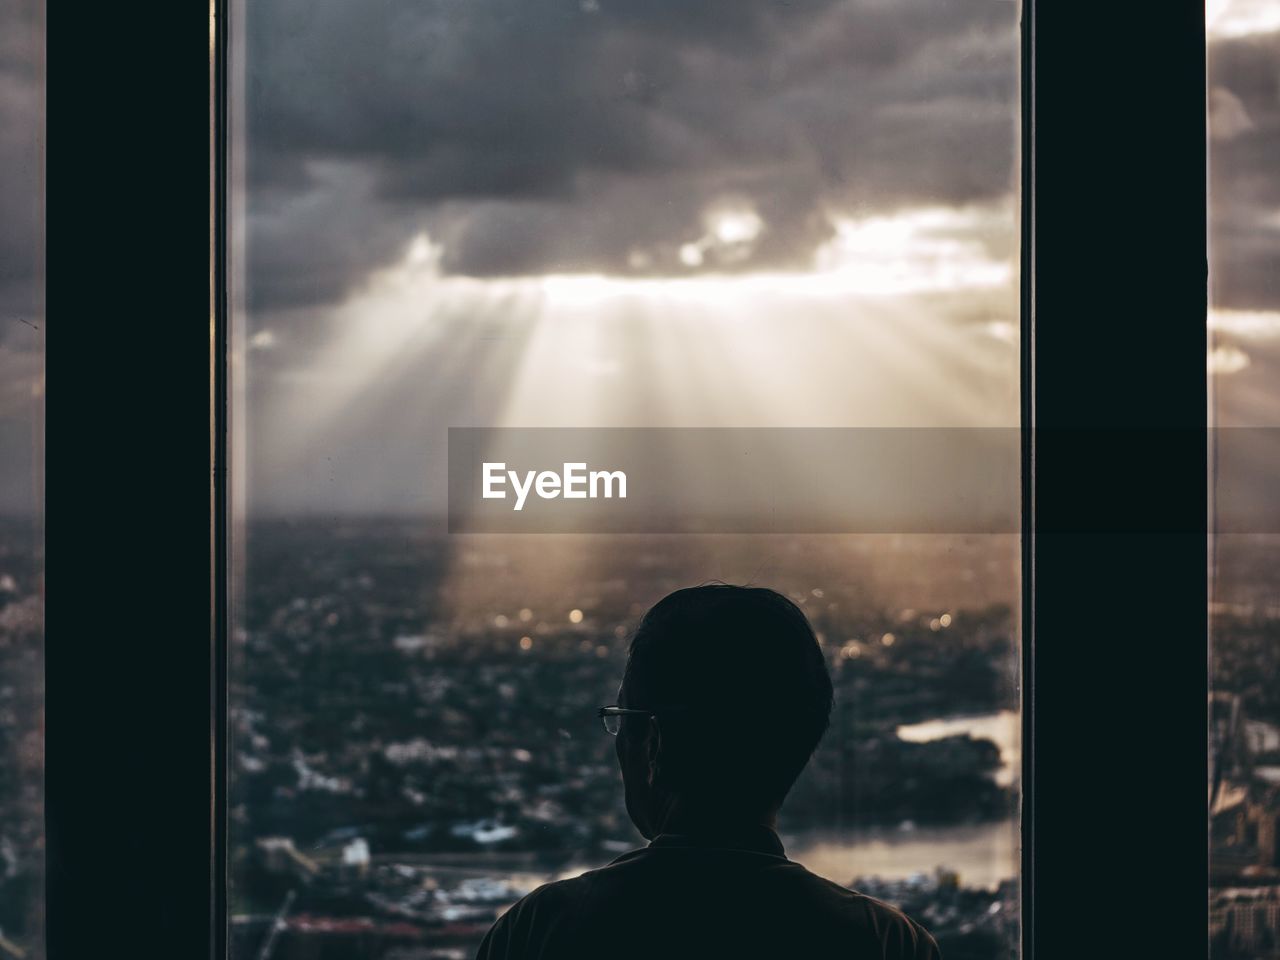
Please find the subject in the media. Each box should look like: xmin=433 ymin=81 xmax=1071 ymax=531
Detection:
xmin=341 ymin=837 xmax=371 ymax=877
xmin=255 ymin=837 xmax=320 ymax=881
xmin=1213 ymin=695 xmax=1280 ymax=881
xmin=1211 ymin=886 xmax=1280 ymax=958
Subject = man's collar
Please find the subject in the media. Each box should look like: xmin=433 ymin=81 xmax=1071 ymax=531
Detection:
xmin=646 ymin=823 xmax=786 ymax=858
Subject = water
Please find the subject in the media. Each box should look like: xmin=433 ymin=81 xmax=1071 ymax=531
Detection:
xmin=897 ymin=709 xmax=1021 ymax=787
xmin=786 ymin=819 xmax=1018 ymax=890
xmin=539 ymin=817 xmax=1017 ymax=893
xmin=792 ymin=709 xmax=1020 ymax=889
xmin=545 ymin=709 xmax=1023 ymax=891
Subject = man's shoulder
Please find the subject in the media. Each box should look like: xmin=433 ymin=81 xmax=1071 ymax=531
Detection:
xmin=755 ymin=863 xmax=939 ymax=957
xmin=484 ymin=863 xmax=621 ymax=928
xmin=508 ymin=854 xmax=933 ymax=927
xmin=838 ymin=884 xmax=941 ymax=958
xmin=497 ymin=870 xmax=596 ymax=917
xmin=479 ymin=856 xmax=940 ymax=959
xmin=474 ymin=874 xmax=596 ymax=959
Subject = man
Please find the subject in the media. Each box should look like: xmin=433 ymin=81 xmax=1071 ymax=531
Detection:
xmin=476 ymin=584 xmax=941 ymax=959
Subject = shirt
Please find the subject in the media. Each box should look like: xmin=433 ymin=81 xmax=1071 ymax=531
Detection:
xmin=475 ymin=825 xmax=942 ymax=959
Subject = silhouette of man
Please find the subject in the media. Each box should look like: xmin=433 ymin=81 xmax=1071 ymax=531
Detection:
xmin=476 ymin=584 xmax=941 ymax=959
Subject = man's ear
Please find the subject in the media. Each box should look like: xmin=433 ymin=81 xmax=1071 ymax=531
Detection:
xmin=645 ymin=716 xmax=663 ymax=785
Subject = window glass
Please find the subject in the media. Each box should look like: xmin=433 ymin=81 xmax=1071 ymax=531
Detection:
xmin=0 ymin=1 xmax=44 ymax=956
xmin=1208 ymin=3 xmax=1280 ymax=955
xmin=229 ymin=2 xmax=1022 ymax=957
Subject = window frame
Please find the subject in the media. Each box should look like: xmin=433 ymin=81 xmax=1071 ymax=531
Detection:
xmin=46 ymin=2 xmax=222 ymax=959
xmin=45 ymin=2 xmax=1211 ymax=957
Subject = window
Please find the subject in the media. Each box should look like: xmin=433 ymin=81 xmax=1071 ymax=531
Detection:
xmin=34 ymin=2 xmax=1219 ymax=958
xmin=228 ymin=2 xmax=1022 ymax=958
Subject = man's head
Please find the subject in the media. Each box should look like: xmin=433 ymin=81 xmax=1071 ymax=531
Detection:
xmin=614 ymin=584 xmax=834 ymax=838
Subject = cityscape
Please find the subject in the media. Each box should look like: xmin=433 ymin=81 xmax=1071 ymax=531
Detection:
xmin=1 ymin=530 xmax=1276 ymax=959
xmin=227 ymin=521 xmax=1022 ymax=959
xmin=1210 ymin=537 xmax=1280 ymax=958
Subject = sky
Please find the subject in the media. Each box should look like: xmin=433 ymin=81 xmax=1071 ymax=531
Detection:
xmin=0 ymin=1 xmax=1277 ymax=513
xmin=233 ymin=0 xmax=1023 ymax=514
xmin=1207 ymin=1 xmax=1280 ymax=430
xmin=238 ymin=0 xmax=1019 ymax=306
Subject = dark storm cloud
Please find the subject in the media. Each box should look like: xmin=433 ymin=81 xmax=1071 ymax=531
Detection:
xmin=1210 ymin=30 xmax=1280 ymax=311
xmin=245 ymin=162 xmax=429 ymax=310
xmin=244 ymin=0 xmax=1020 ymax=310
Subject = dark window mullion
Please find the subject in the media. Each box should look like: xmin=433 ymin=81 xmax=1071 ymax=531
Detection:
xmin=1026 ymin=3 xmax=1208 ymax=959
xmin=46 ymin=2 xmax=217 ymax=958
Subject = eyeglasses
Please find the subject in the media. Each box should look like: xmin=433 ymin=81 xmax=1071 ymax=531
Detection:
xmin=597 ymin=705 xmax=655 ymax=736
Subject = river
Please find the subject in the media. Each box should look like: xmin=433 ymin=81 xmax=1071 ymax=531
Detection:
xmin=788 ymin=709 xmax=1020 ymax=889
xmin=786 ymin=819 xmax=1018 ymax=890
xmin=491 ymin=710 xmax=1020 ymax=893
xmin=897 ymin=708 xmax=1021 ymax=787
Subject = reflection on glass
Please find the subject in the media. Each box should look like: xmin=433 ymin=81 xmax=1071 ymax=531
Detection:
xmin=0 ymin=0 xmax=44 ymax=957
xmin=1208 ymin=2 xmax=1280 ymax=956
xmin=229 ymin=2 xmax=1021 ymax=957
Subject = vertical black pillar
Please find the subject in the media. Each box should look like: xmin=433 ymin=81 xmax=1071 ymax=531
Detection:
xmin=1027 ymin=2 xmax=1208 ymax=957
xmin=46 ymin=1 xmax=216 ymax=957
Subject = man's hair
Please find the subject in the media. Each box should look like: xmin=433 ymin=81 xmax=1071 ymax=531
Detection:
xmin=622 ymin=584 xmax=834 ymax=816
